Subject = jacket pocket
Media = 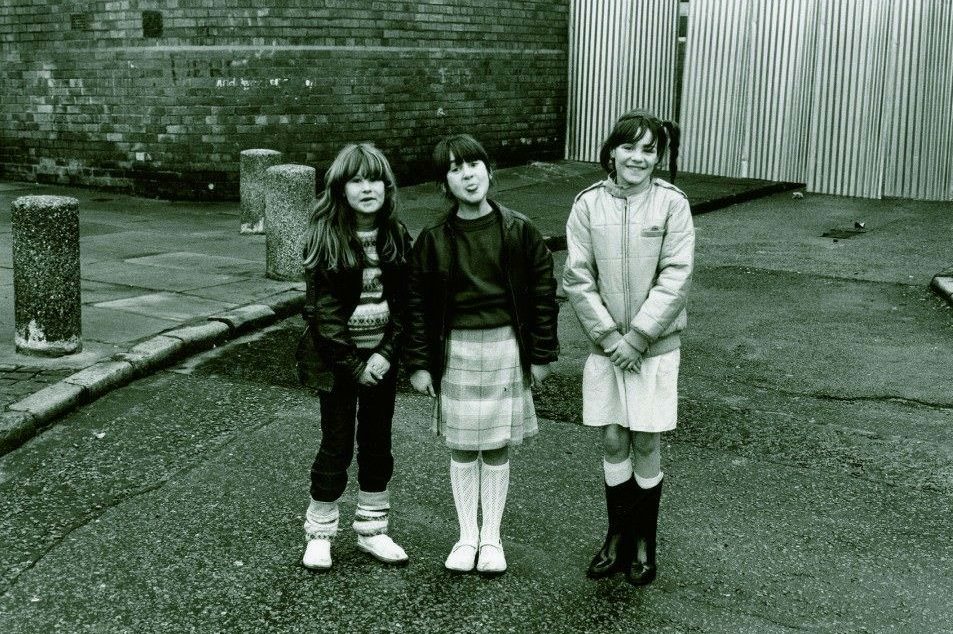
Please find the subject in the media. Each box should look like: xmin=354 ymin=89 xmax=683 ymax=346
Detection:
xmin=641 ymin=226 xmax=664 ymax=238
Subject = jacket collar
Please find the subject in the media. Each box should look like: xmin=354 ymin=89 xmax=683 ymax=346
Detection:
xmin=443 ymin=198 xmax=517 ymax=229
xmin=603 ymin=176 xmax=656 ymax=200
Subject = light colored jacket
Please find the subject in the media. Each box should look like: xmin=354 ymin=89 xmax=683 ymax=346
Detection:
xmin=563 ymin=177 xmax=695 ymax=357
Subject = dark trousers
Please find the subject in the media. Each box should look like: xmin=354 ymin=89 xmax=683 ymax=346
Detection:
xmin=309 ymin=354 xmax=399 ymax=502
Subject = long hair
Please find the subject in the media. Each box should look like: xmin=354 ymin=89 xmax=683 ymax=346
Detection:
xmin=302 ymin=143 xmax=400 ymax=271
xmin=431 ymin=133 xmax=493 ymax=201
xmin=599 ymin=109 xmax=681 ymax=183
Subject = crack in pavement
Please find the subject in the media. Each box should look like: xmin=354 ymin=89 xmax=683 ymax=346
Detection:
xmin=0 ymin=411 xmax=278 ymax=597
xmin=743 ymin=381 xmax=953 ymax=411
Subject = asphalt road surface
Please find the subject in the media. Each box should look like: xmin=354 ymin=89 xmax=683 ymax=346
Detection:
xmin=2 ymin=192 xmax=951 ymax=633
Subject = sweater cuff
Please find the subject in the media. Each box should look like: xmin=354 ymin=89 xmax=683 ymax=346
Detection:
xmin=598 ymin=330 xmax=623 ymax=353
xmin=623 ymin=329 xmax=650 ymax=354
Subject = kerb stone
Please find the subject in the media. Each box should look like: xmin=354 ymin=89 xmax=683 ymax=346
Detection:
xmin=162 ymin=321 xmax=231 ymax=352
xmin=209 ymin=305 xmax=275 ymax=334
xmin=8 ymin=382 xmax=85 ymax=422
xmin=264 ymin=289 xmax=305 ymax=318
xmin=0 ymin=410 xmax=38 ymax=455
xmin=63 ymin=361 xmax=136 ymax=399
xmin=115 ymin=336 xmax=185 ymax=372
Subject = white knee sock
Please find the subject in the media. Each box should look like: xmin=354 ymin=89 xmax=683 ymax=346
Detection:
xmin=479 ymin=461 xmax=510 ymax=546
xmin=603 ymin=458 xmax=633 ymax=487
xmin=304 ymin=498 xmax=339 ymax=540
xmin=450 ymin=459 xmax=480 ymax=546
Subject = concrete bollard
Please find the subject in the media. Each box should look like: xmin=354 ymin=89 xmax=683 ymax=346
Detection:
xmin=265 ymin=163 xmax=314 ymax=281
xmin=240 ymin=148 xmax=283 ymax=234
xmin=11 ymin=195 xmax=82 ymax=356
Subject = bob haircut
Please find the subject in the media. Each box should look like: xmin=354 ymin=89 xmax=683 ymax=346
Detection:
xmin=598 ymin=110 xmax=671 ymax=175
xmin=301 ymin=142 xmax=400 ymax=271
xmin=431 ymin=133 xmax=492 ymax=199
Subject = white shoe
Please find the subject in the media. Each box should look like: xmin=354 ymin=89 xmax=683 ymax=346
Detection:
xmin=444 ymin=542 xmax=478 ymax=572
xmin=476 ymin=542 xmax=507 ymax=574
xmin=356 ymin=534 xmax=409 ymax=565
xmin=302 ymin=539 xmax=331 ymax=570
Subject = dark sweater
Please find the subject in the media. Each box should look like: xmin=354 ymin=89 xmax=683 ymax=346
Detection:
xmin=450 ymin=210 xmax=512 ymax=329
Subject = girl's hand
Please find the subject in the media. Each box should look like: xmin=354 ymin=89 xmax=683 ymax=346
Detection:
xmin=410 ymin=369 xmax=436 ymax=397
xmin=530 ymin=364 xmax=551 ymax=388
xmin=358 ymin=366 xmax=380 ymax=386
xmin=365 ymin=353 xmax=391 ymax=381
xmin=609 ymin=340 xmax=643 ymax=373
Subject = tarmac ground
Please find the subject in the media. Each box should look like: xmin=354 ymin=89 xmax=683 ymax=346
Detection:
xmin=0 ymin=165 xmax=951 ymax=631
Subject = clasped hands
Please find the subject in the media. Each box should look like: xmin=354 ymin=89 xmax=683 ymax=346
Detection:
xmin=605 ymin=337 xmax=643 ymax=373
xmin=358 ymin=353 xmax=391 ymax=386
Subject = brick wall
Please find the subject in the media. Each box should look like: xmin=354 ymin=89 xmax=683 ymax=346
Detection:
xmin=0 ymin=1 xmax=568 ymax=199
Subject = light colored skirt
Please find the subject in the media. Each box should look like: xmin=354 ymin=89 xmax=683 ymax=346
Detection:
xmin=433 ymin=325 xmax=538 ymax=450
xmin=582 ymin=348 xmax=680 ymax=432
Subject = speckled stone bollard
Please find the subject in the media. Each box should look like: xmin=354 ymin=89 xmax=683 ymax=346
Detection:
xmin=12 ymin=195 xmax=82 ymax=356
xmin=265 ymin=163 xmax=314 ymax=281
xmin=240 ymin=149 xmax=283 ymax=234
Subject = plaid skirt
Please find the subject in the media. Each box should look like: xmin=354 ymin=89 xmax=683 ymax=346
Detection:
xmin=433 ymin=325 xmax=538 ymax=450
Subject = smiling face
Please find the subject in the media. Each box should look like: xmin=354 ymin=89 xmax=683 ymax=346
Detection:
xmin=445 ymin=151 xmax=491 ymax=207
xmin=610 ymin=128 xmax=660 ymax=192
xmin=344 ymin=173 xmax=386 ymax=223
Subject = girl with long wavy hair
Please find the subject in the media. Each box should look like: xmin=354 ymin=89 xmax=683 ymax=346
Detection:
xmin=297 ymin=142 xmax=412 ymax=571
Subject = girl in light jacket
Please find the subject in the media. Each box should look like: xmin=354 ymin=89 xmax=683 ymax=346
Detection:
xmin=563 ymin=109 xmax=693 ymax=586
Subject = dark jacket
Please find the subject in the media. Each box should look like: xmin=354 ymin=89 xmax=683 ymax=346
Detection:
xmin=404 ymin=201 xmax=559 ymax=385
xmin=296 ymin=220 xmax=413 ymax=391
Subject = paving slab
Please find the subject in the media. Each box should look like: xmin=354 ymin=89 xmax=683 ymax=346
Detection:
xmin=126 ymin=252 xmax=261 ymax=276
xmin=81 ymin=306 xmax=180 ymax=345
xmin=80 ymin=261 xmax=238 ymax=292
xmin=93 ymin=292 xmax=236 ymax=323
xmin=184 ymin=278 xmax=302 ymax=304
xmin=79 ymin=280 xmax=149 ymax=305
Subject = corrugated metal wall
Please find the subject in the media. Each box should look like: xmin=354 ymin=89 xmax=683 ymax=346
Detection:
xmin=806 ymin=0 xmax=892 ymax=199
xmin=565 ymin=0 xmax=678 ymax=162
xmin=677 ymin=0 xmax=953 ymax=200
xmin=881 ymin=1 xmax=953 ymax=201
xmin=678 ymin=0 xmax=750 ymax=177
xmin=743 ymin=0 xmax=817 ymax=183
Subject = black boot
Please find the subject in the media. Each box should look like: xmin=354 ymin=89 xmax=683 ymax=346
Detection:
xmin=626 ymin=479 xmax=662 ymax=586
xmin=587 ymin=477 xmax=635 ymax=579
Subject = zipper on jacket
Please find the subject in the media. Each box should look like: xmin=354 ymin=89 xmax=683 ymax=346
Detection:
xmin=622 ymin=196 xmax=630 ymax=328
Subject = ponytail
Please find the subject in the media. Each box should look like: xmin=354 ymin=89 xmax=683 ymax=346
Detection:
xmin=662 ymin=120 xmax=680 ymax=183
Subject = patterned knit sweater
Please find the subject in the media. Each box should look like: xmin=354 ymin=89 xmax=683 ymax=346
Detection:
xmin=348 ymin=229 xmax=390 ymax=349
